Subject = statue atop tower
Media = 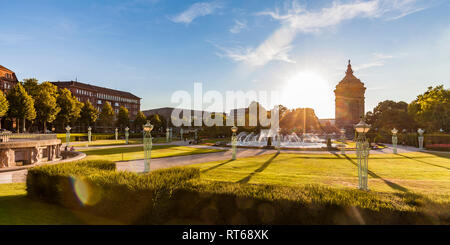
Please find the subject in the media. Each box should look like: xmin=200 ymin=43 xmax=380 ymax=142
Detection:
xmin=334 ymin=60 xmax=366 ymax=131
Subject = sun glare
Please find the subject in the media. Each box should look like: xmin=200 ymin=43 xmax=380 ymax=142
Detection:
xmin=281 ymin=71 xmax=334 ymax=118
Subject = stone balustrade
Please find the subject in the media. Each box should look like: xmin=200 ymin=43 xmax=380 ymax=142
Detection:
xmin=0 ymin=136 xmax=61 ymax=168
xmin=0 ymin=133 xmax=10 ymax=143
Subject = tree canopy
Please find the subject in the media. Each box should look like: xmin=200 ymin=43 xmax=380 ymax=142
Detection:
xmin=117 ymin=106 xmax=130 ymax=129
xmin=30 ymin=81 xmax=60 ymax=132
xmin=408 ymin=85 xmax=449 ymax=132
xmin=0 ymin=90 xmax=8 ymax=118
xmin=6 ymin=83 xmax=36 ymax=132
xmin=55 ymin=88 xmax=82 ymax=129
xmin=133 ymin=111 xmax=147 ymax=132
xmin=79 ymin=100 xmax=98 ymax=127
xmin=99 ymin=102 xmax=115 ymax=131
xmin=365 ymin=100 xmax=415 ymax=132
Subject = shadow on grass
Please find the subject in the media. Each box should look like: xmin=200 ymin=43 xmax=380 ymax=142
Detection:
xmin=0 ymin=194 xmax=120 ymax=225
xmin=397 ymin=153 xmax=450 ymax=171
xmin=342 ymin=154 xmax=409 ymax=193
xmin=237 ymin=153 xmax=279 ymax=184
xmin=202 ymin=160 xmax=234 ymax=173
xmin=83 ymin=145 xmax=179 ymax=156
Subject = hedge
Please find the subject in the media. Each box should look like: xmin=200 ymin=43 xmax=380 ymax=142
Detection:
xmin=367 ymin=132 xmax=450 ymax=149
xmin=26 ymin=160 xmax=450 ymax=224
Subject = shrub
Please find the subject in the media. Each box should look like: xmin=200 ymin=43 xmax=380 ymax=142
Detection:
xmin=26 ymin=161 xmax=450 ymax=224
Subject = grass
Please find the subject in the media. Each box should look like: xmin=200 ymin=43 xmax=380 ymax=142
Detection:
xmin=191 ymin=152 xmax=450 ymax=198
xmin=23 ymin=159 xmax=450 ymax=224
xmin=0 ymin=183 xmax=121 ymax=225
xmin=70 ymin=137 xmax=170 ymax=147
xmin=80 ymin=145 xmax=224 ymax=161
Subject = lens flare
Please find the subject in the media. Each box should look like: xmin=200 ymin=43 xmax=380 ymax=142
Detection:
xmin=70 ymin=176 xmax=101 ymax=206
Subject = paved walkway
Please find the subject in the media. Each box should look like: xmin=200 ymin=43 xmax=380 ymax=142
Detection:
xmin=0 ymin=144 xmax=433 ymax=184
xmin=118 ymin=144 xmax=422 ymax=172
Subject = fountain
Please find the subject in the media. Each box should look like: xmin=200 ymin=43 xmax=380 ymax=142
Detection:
xmin=232 ymin=129 xmax=335 ymax=149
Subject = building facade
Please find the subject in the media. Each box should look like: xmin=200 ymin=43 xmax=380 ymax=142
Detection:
xmin=52 ymin=81 xmax=141 ymax=119
xmin=334 ymin=60 xmax=366 ymax=130
xmin=0 ymin=65 xmax=19 ymax=94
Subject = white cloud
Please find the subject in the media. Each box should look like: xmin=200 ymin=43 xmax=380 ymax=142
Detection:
xmin=216 ymin=0 xmax=432 ymax=67
xmin=354 ymin=52 xmax=402 ymax=71
xmin=170 ymin=1 xmax=223 ymax=24
xmin=229 ymin=19 xmax=247 ymax=34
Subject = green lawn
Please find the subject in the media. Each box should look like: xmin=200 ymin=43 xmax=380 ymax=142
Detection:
xmin=191 ymin=152 xmax=450 ymax=198
xmin=81 ymin=145 xmax=225 ymax=161
xmin=0 ymin=183 xmax=121 ymax=225
xmin=71 ymin=137 xmax=171 ymax=147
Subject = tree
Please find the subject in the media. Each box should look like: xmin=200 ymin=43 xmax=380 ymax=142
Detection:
xmin=23 ymin=78 xmax=39 ymax=97
xmin=365 ymin=100 xmax=415 ymax=132
xmin=26 ymin=81 xmax=60 ymax=133
xmin=79 ymin=100 xmax=98 ymax=129
xmin=133 ymin=111 xmax=147 ymax=132
xmin=0 ymin=90 xmax=9 ymax=129
xmin=148 ymin=114 xmax=163 ymax=131
xmin=55 ymin=88 xmax=82 ymax=130
xmin=6 ymin=83 xmax=36 ymax=133
xmin=408 ymin=85 xmax=449 ymax=132
xmin=116 ymin=106 xmax=130 ymax=130
xmin=99 ymin=102 xmax=115 ymax=132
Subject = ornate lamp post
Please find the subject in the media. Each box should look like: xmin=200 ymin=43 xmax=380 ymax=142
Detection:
xmin=180 ymin=128 xmax=184 ymax=141
xmin=194 ymin=129 xmax=198 ymax=141
xmin=143 ymin=121 xmax=153 ymax=173
xmin=276 ymin=128 xmax=281 ymax=154
xmin=115 ymin=128 xmax=118 ymax=140
xmin=88 ymin=126 xmax=92 ymax=143
xmin=166 ymin=128 xmax=170 ymax=143
xmin=391 ymin=128 xmax=398 ymax=154
xmin=125 ymin=127 xmax=129 ymax=144
xmin=417 ymin=128 xmax=424 ymax=149
xmin=340 ymin=128 xmax=346 ymax=154
xmin=354 ymin=120 xmax=371 ymax=191
xmin=231 ymin=126 xmax=238 ymax=160
xmin=65 ymin=125 xmax=71 ymax=148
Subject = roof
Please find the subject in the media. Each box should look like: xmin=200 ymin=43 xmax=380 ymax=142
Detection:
xmin=336 ymin=60 xmax=365 ymax=89
xmin=0 ymin=65 xmax=15 ymax=73
xmin=52 ymin=81 xmax=141 ymax=99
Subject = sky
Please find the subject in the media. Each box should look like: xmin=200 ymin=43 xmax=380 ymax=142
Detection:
xmin=1 ymin=0 xmax=449 ymax=118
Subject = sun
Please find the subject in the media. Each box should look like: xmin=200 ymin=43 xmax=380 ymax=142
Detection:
xmin=280 ymin=71 xmax=334 ymax=117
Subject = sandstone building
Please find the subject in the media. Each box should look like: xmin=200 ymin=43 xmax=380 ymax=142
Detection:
xmin=0 ymin=65 xmax=19 ymax=94
xmin=52 ymin=81 xmax=141 ymax=119
xmin=334 ymin=60 xmax=366 ymax=130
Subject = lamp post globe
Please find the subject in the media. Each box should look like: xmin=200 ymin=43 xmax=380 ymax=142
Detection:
xmin=142 ymin=121 xmax=153 ymax=173
xmin=65 ymin=126 xmax=71 ymax=148
xmin=354 ymin=119 xmax=371 ymax=191
xmin=231 ymin=126 xmax=238 ymax=160
xmin=125 ymin=127 xmax=129 ymax=144
xmin=391 ymin=128 xmax=398 ymax=154
xmin=417 ymin=128 xmax=425 ymax=149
